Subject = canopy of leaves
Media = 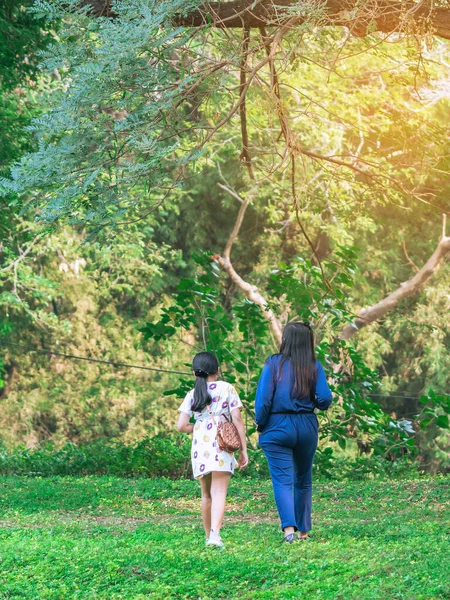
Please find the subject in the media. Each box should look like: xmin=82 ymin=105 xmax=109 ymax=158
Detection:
xmin=0 ymin=1 xmax=449 ymax=470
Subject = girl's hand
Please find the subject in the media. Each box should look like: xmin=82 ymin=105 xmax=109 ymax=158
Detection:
xmin=238 ymin=450 xmax=249 ymax=470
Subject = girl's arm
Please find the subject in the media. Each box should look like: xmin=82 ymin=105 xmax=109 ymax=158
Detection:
xmin=231 ymin=408 xmax=248 ymax=469
xmin=177 ymin=412 xmax=194 ymax=434
xmin=314 ymin=362 xmax=333 ymax=410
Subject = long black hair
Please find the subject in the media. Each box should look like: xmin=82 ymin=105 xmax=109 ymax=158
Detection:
xmin=279 ymin=321 xmax=316 ymax=398
xmin=191 ymin=351 xmax=219 ymax=412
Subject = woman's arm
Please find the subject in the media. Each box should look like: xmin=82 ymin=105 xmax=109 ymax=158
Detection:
xmin=255 ymin=361 xmax=275 ymax=431
xmin=231 ymin=408 xmax=248 ymax=469
xmin=314 ymin=362 xmax=333 ymax=410
xmin=176 ymin=411 xmax=194 ymax=434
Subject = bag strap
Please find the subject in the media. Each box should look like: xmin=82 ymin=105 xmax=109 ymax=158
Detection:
xmin=206 ymin=404 xmax=217 ymax=426
xmin=207 ymin=404 xmax=231 ymax=426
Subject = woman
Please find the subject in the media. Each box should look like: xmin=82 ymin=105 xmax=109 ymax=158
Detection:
xmin=177 ymin=351 xmax=248 ymax=548
xmin=255 ymin=321 xmax=332 ymax=543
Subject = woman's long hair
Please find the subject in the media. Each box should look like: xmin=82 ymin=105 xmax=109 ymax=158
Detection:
xmin=279 ymin=321 xmax=316 ymax=398
xmin=191 ymin=351 xmax=219 ymax=412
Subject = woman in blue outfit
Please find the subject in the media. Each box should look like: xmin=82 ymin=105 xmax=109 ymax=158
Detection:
xmin=255 ymin=321 xmax=333 ymax=543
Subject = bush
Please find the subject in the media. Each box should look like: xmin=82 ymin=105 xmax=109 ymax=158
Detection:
xmin=313 ymin=447 xmax=423 ymax=480
xmin=0 ymin=436 xmax=422 ymax=480
xmin=0 ymin=434 xmax=192 ymax=478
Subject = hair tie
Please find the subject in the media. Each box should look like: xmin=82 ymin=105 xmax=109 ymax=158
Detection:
xmin=194 ymin=369 xmax=208 ymax=378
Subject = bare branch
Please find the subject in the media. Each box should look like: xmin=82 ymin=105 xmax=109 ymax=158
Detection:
xmin=341 ymin=223 xmax=450 ymax=339
xmin=222 ymin=187 xmax=254 ymax=261
xmin=239 ymin=25 xmax=255 ymax=180
xmin=216 ymin=254 xmax=283 ymax=344
xmin=1 ymin=236 xmax=39 ymax=273
xmin=216 ymin=184 xmax=283 ymax=344
xmin=217 ymin=182 xmax=244 ymax=204
xmin=78 ymin=0 xmax=450 ymax=41
xmin=402 ymin=241 xmax=420 ymax=272
xmin=172 ymin=0 xmax=450 ymax=41
xmin=213 ymin=27 xmax=283 ymax=345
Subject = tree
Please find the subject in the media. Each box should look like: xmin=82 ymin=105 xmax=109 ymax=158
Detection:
xmin=0 ymin=1 xmax=449 ymax=459
xmin=80 ymin=0 xmax=450 ymax=41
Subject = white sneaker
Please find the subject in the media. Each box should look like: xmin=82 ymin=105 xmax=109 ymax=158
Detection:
xmin=206 ymin=530 xmax=224 ymax=548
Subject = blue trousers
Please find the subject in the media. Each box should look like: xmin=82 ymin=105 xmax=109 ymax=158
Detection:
xmin=259 ymin=413 xmax=318 ymax=532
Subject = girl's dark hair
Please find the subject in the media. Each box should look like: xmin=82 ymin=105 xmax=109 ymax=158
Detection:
xmin=191 ymin=351 xmax=219 ymax=413
xmin=279 ymin=321 xmax=316 ymax=399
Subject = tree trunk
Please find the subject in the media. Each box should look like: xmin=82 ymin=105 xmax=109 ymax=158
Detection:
xmin=79 ymin=1 xmax=450 ymax=41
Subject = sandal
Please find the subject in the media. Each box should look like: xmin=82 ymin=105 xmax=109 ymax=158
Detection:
xmin=298 ymin=534 xmax=312 ymax=541
xmin=281 ymin=533 xmax=297 ymax=544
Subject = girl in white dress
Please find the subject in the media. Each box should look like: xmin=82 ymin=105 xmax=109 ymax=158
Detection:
xmin=177 ymin=352 xmax=248 ymax=548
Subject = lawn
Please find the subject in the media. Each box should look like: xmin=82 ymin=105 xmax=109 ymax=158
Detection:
xmin=0 ymin=475 xmax=448 ymax=599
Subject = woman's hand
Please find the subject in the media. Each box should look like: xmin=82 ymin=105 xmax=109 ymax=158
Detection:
xmin=237 ymin=450 xmax=249 ymax=470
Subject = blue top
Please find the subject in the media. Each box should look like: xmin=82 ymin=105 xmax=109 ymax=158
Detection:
xmin=255 ymin=354 xmax=333 ymax=429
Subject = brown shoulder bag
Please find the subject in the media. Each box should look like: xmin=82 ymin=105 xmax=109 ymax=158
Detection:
xmin=207 ymin=406 xmax=241 ymax=453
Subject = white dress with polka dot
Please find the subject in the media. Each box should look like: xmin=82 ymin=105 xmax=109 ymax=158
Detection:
xmin=178 ymin=381 xmax=243 ymax=480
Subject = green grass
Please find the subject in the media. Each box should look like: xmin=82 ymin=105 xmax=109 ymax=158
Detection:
xmin=0 ymin=475 xmax=448 ymax=599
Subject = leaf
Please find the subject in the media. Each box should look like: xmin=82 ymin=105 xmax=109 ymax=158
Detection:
xmin=436 ymin=415 xmax=449 ymax=429
xmin=338 ymin=437 xmax=346 ymax=450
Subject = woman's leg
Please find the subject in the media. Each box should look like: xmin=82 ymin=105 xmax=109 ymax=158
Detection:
xmin=210 ymin=471 xmax=231 ymax=536
xmin=199 ymin=473 xmax=212 ymax=537
xmin=259 ymin=416 xmax=297 ymax=536
xmin=261 ymin=440 xmax=296 ymax=534
xmin=293 ymin=415 xmax=318 ymax=536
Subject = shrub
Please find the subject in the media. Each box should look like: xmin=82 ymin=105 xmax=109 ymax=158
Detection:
xmin=0 ymin=436 xmax=422 ymax=480
xmin=0 ymin=435 xmax=192 ymax=478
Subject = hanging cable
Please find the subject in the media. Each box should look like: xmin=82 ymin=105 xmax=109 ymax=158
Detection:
xmin=1 ymin=341 xmax=192 ymax=376
xmin=1 ymin=341 xmax=447 ymax=401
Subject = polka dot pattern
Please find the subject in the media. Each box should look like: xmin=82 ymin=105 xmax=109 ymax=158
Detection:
xmin=177 ymin=380 xmax=243 ymax=480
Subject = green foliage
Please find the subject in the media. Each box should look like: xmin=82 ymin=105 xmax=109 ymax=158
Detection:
xmin=0 ymin=435 xmax=191 ymax=478
xmin=0 ymin=0 xmax=49 ymax=90
xmin=140 ymin=249 xmax=445 ymax=458
xmin=141 ymin=250 xmax=273 ymax=423
xmin=417 ymin=390 xmax=450 ymax=431
xmin=1 ymin=0 xmax=450 ymax=472
xmin=0 ymin=475 xmax=448 ymax=598
xmin=0 ymin=0 xmax=53 ymax=170
xmin=2 ymin=0 xmax=207 ymax=227
xmin=0 ymin=435 xmax=427 ymax=480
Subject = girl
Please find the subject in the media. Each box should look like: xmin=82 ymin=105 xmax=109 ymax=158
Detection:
xmin=255 ymin=321 xmax=333 ymax=543
xmin=177 ymin=351 xmax=248 ymax=548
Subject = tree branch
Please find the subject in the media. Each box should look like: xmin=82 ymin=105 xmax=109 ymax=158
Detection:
xmin=173 ymin=0 xmax=450 ymax=41
xmin=214 ymin=27 xmax=283 ymax=345
xmin=217 ymin=182 xmax=283 ymax=345
xmin=216 ymin=253 xmax=283 ymax=344
xmin=79 ymin=1 xmax=450 ymax=42
xmin=341 ymin=223 xmax=450 ymax=340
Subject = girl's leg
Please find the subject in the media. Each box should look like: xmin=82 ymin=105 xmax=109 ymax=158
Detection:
xmin=210 ymin=471 xmax=231 ymax=536
xmin=199 ymin=473 xmax=212 ymax=537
